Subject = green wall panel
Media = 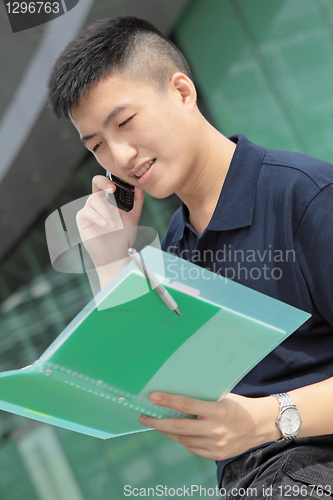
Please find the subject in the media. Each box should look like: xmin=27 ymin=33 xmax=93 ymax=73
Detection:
xmin=175 ymin=0 xmax=333 ymax=161
xmin=240 ymin=0 xmax=333 ymax=159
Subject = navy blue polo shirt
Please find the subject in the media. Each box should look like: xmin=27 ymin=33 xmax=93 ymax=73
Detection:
xmin=161 ymin=134 xmax=333 ymax=474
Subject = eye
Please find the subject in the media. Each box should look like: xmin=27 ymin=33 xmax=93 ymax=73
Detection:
xmin=119 ymin=115 xmax=134 ymax=127
xmin=93 ymin=142 xmax=102 ymax=152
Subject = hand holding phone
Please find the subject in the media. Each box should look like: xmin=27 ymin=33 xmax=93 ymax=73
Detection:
xmin=105 ymin=171 xmax=135 ymax=212
xmin=75 ymin=174 xmax=145 ymax=288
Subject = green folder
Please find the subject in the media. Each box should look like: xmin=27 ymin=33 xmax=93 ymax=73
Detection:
xmin=0 ymin=246 xmax=310 ymax=438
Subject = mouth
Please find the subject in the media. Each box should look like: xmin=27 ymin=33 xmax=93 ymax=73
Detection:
xmin=129 ymin=159 xmax=156 ymax=179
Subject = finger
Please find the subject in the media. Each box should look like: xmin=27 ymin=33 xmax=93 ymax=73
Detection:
xmin=138 ymin=415 xmax=205 ymax=436
xmin=86 ymin=191 xmax=121 ymax=224
xmin=83 ymin=200 xmax=115 ymax=229
xmin=88 ymin=190 xmax=128 ymax=229
xmin=92 ymin=174 xmax=116 ymax=194
xmin=149 ymin=392 xmax=215 ymax=418
xmin=132 ymin=186 xmax=145 ymax=213
xmin=77 ymin=205 xmax=115 ymax=230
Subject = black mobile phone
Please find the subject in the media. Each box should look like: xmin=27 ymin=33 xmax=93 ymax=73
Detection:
xmin=105 ymin=171 xmax=135 ymax=212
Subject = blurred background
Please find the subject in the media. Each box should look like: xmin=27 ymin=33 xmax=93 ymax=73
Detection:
xmin=1 ymin=0 xmax=333 ymax=498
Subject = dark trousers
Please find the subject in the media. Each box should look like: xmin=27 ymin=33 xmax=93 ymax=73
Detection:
xmin=219 ymin=436 xmax=333 ymax=499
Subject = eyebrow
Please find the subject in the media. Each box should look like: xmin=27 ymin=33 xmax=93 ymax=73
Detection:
xmin=80 ymin=105 xmax=130 ymax=145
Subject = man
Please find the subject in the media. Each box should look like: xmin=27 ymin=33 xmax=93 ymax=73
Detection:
xmin=48 ymin=16 xmax=333 ymax=498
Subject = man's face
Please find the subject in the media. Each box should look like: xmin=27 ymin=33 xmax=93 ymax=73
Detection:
xmin=71 ymin=72 xmax=199 ymax=199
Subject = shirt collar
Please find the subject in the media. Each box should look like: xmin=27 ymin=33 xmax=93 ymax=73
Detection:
xmin=173 ymin=134 xmax=266 ymax=241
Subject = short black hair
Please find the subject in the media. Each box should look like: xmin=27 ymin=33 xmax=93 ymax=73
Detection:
xmin=47 ymin=16 xmax=193 ymax=120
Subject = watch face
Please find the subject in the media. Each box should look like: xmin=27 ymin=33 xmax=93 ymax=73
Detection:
xmin=279 ymin=408 xmax=302 ymax=435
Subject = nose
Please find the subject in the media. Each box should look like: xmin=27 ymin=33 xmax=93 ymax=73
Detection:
xmin=108 ymin=140 xmax=137 ymax=171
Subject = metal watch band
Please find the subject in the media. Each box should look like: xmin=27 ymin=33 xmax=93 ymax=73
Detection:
xmin=273 ymin=393 xmax=297 ymax=410
xmin=271 ymin=393 xmax=301 ymax=442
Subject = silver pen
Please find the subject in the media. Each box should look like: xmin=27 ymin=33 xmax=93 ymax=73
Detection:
xmin=128 ymin=248 xmax=181 ymax=317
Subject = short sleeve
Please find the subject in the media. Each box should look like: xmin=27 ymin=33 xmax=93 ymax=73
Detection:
xmin=294 ymin=184 xmax=333 ymax=327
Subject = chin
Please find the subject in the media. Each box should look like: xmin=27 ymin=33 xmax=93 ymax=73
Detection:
xmin=141 ymin=176 xmax=174 ymax=198
xmin=146 ymin=186 xmax=176 ymax=200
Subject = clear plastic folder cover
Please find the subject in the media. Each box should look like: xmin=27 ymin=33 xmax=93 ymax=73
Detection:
xmin=0 ymin=246 xmax=311 ymax=439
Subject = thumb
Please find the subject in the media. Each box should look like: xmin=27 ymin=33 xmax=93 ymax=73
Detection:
xmin=132 ymin=187 xmax=145 ymax=219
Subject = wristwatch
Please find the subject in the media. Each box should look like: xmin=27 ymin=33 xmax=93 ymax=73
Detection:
xmin=271 ymin=393 xmax=302 ymax=442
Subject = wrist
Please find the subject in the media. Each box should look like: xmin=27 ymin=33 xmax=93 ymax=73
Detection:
xmin=96 ymin=257 xmax=130 ymax=289
xmin=253 ymin=396 xmax=281 ymax=445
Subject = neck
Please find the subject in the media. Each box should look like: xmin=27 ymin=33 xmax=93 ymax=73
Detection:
xmin=177 ymin=118 xmax=236 ymax=236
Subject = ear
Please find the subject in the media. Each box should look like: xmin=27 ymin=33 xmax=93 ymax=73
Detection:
xmin=170 ymin=72 xmax=197 ymax=108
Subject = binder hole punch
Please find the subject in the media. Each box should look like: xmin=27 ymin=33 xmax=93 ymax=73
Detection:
xmin=118 ymin=397 xmax=125 ymax=403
